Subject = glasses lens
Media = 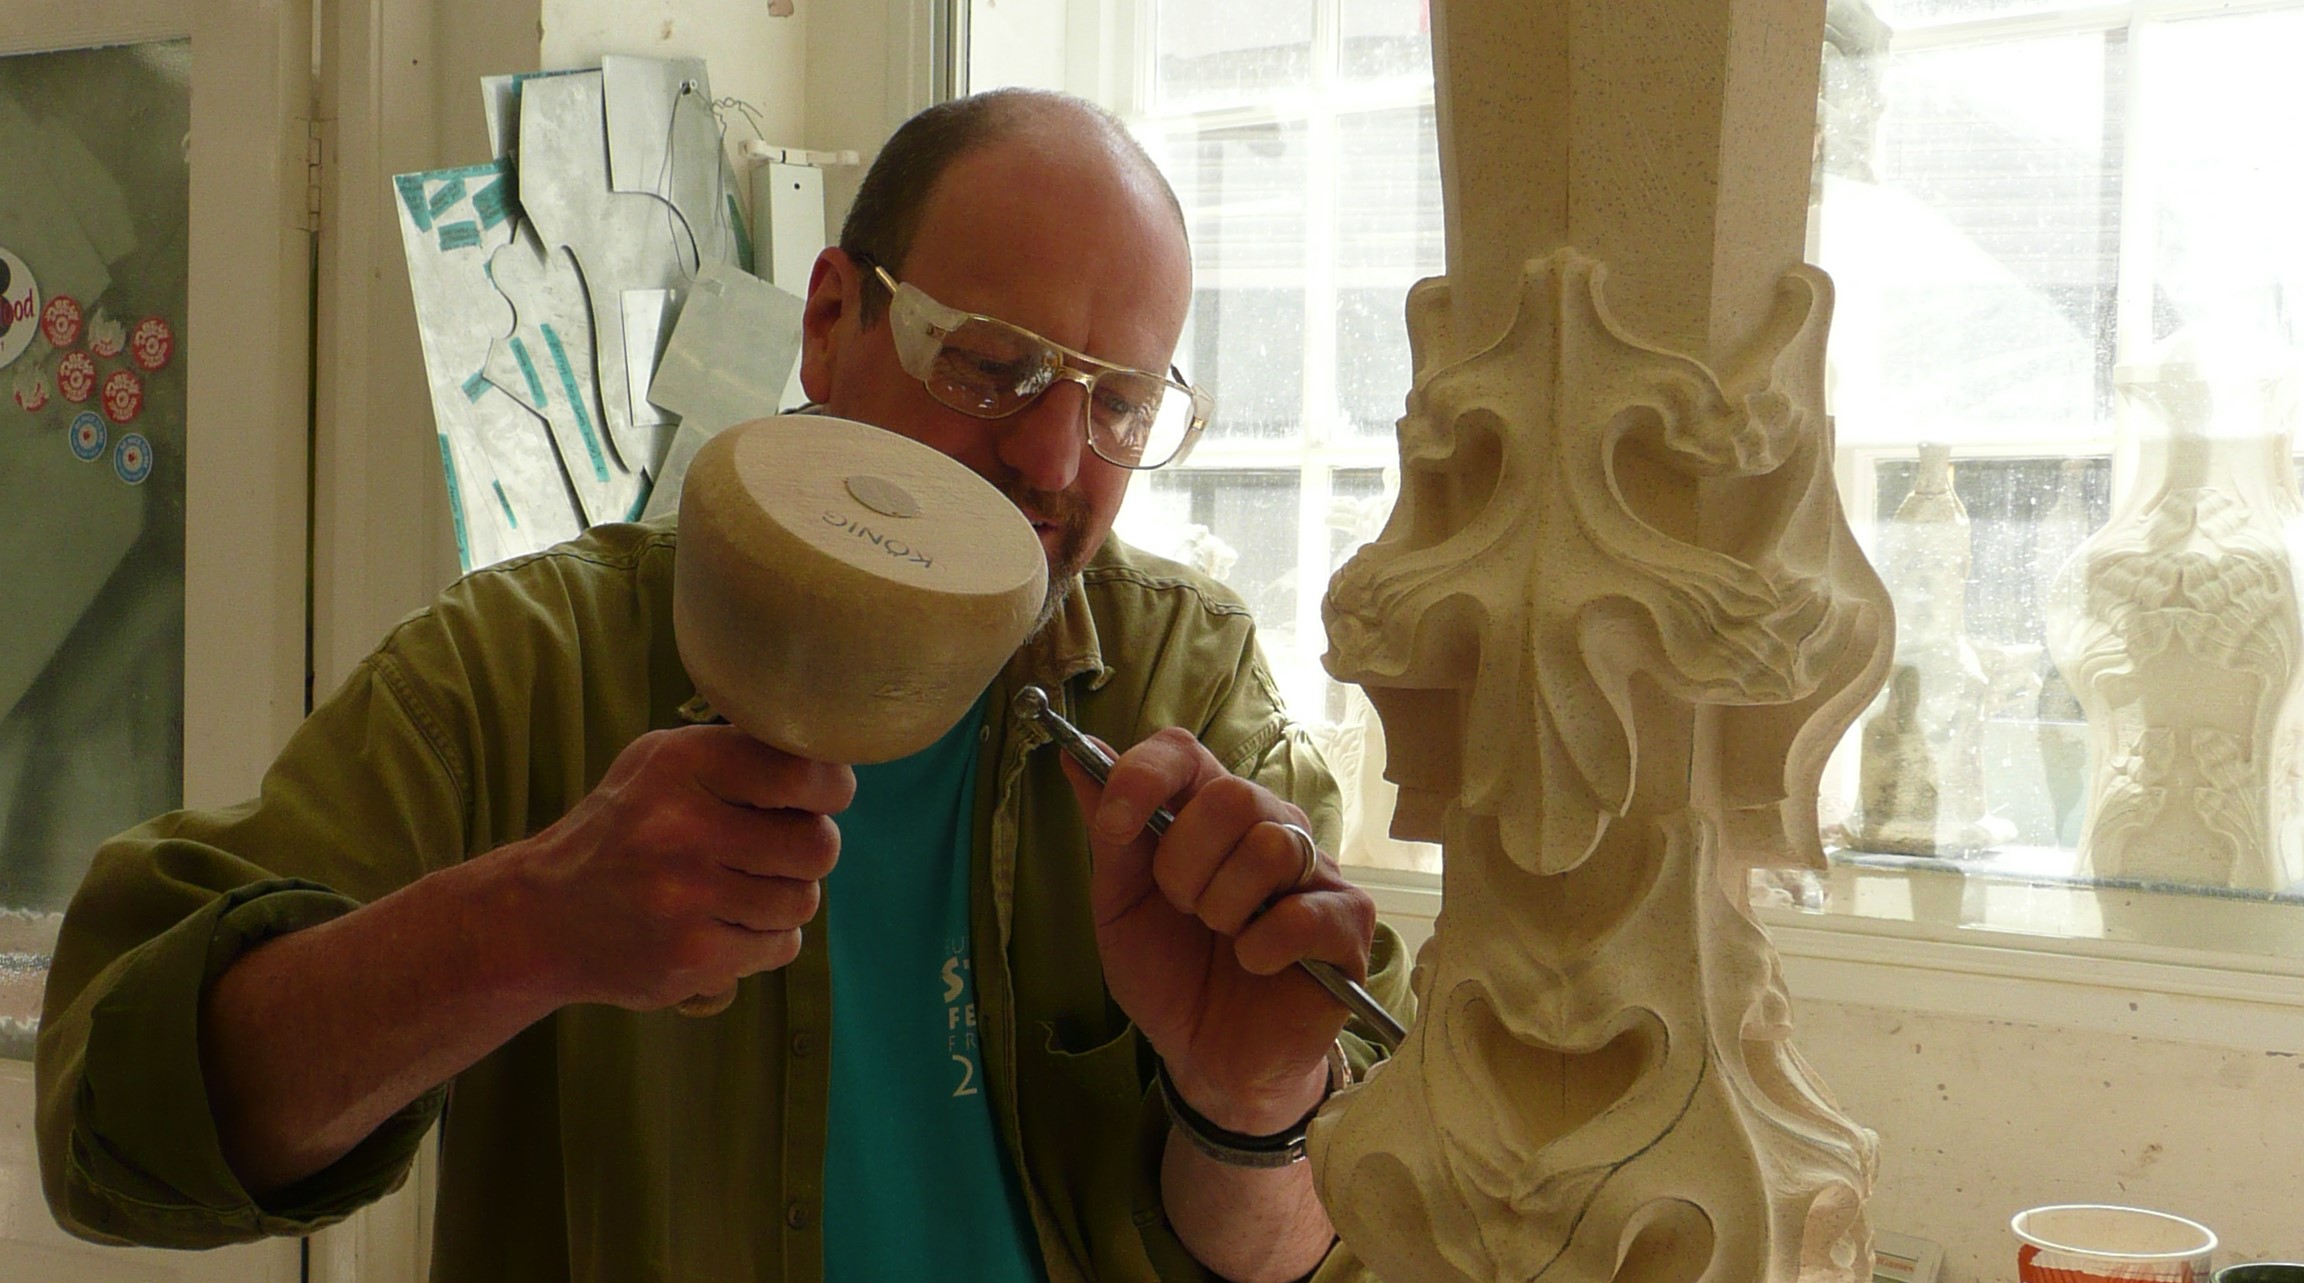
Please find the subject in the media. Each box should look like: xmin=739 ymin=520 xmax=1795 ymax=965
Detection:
xmin=1085 ymin=370 xmax=1196 ymax=469
xmin=923 ymin=318 xmax=1056 ymax=417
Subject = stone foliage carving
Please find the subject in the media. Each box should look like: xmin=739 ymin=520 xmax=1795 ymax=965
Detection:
xmin=1313 ymin=248 xmax=1889 ymax=1283
xmin=2047 ymin=369 xmax=2304 ymax=891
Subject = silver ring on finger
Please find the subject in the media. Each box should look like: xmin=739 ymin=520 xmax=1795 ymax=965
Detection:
xmin=1275 ymin=821 xmax=1321 ymax=889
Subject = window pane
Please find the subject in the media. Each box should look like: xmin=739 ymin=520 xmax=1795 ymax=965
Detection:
xmin=1183 ymin=286 xmax=1305 ymax=440
xmin=1815 ymin=31 xmax=2119 ymax=449
xmin=1865 ymin=454 xmax=2110 ymax=850
xmin=1866 ymin=0 xmax=2094 ymax=27
xmin=0 ymin=40 xmax=190 ymax=1056
xmin=1337 ymin=289 xmax=1411 ymax=434
xmin=1339 ymin=0 xmax=1431 ymax=81
xmin=1154 ymin=0 xmax=1316 ymax=107
xmin=2137 ymin=10 xmax=2304 ymax=358
xmin=1154 ymin=120 xmax=1310 ymax=441
xmin=1130 ymin=469 xmax=1304 ymax=651
xmin=1335 ymin=105 xmax=1440 ymax=437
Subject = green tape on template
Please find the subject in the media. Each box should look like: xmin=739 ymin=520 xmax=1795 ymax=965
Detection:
xmin=438 ymin=435 xmax=472 ymax=571
xmin=395 ymin=174 xmax=433 ymax=232
xmin=509 ymin=337 xmax=548 ymax=407
xmin=541 ymin=323 xmax=609 ymax=483
xmin=427 ymin=176 xmax=468 ymax=221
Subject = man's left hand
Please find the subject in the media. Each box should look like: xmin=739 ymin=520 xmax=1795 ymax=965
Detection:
xmin=1059 ymin=727 xmax=1378 ymax=1136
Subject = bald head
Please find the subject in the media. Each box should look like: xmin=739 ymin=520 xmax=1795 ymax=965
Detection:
xmin=839 ymin=88 xmax=1187 ymax=325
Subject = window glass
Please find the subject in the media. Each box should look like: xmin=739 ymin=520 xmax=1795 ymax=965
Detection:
xmin=1121 ymin=469 xmax=1304 ymax=652
xmin=1338 ymin=0 xmax=1431 ymax=81
xmin=2137 ymin=9 xmax=2304 ymax=356
xmin=1867 ymin=0 xmax=2083 ymax=26
xmin=1154 ymin=119 xmax=1311 ymax=441
xmin=0 ymin=39 xmax=191 ymax=1057
xmin=1154 ymin=0 xmax=1317 ymax=107
xmin=1335 ymin=105 xmax=1440 ymax=437
xmin=1810 ymin=0 xmax=2304 ymax=930
xmin=1816 ymin=30 xmax=2118 ymax=452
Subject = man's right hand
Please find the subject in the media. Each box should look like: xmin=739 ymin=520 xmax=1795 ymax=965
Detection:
xmin=507 ymin=724 xmax=856 ymax=1012
xmin=199 ymin=723 xmax=852 ymax=1195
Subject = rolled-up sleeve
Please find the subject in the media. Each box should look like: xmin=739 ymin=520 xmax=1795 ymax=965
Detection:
xmin=36 ymin=638 xmax=474 ymax=1248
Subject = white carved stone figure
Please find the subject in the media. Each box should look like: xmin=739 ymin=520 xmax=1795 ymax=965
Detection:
xmin=2047 ymin=363 xmax=2304 ymax=891
xmin=1313 ymin=249 xmax=1887 ymax=1283
xmin=1854 ymin=443 xmax=2011 ymax=855
xmin=2033 ymin=459 xmax=2098 ymax=846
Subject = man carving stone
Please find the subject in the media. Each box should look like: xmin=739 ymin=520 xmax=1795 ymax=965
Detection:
xmin=36 ymin=88 xmax=1409 ymax=1283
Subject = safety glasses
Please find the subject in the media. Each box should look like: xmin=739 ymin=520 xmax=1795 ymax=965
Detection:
xmin=873 ymin=263 xmax=1210 ymax=470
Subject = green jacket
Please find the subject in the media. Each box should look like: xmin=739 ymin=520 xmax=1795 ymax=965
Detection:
xmin=35 ymin=519 xmax=1411 ymax=1282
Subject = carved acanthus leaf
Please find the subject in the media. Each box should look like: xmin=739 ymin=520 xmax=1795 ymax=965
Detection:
xmin=1326 ymin=249 xmax=1874 ymax=876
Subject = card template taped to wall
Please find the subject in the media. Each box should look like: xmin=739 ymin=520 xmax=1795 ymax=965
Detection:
xmin=392 ymin=159 xmax=583 ymax=568
xmin=639 ymin=259 xmax=802 ymax=522
xmin=480 ymin=221 xmax=647 ymax=528
xmin=518 ymin=68 xmax=740 ymax=484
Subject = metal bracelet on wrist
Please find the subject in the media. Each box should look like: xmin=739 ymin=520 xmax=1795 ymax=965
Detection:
xmin=1154 ymin=1040 xmax=1353 ymax=1169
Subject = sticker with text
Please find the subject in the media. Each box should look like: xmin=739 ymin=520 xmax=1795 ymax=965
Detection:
xmin=56 ymin=350 xmax=95 ymax=403
xmin=101 ymin=368 xmax=142 ymax=423
xmin=114 ymin=432 xmax=152 ymax=485
xmin=70 ymin=410 xmax=105 ymax=461
xmin=39 ymin=293 xmax=78 ymax=351
xmin=130 ymin=316 xmax=174 ymax=372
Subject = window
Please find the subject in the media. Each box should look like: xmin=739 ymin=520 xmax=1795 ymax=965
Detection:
xmin=970 ymin=0 xmax=1446 ymax=874
xmin=1804 ymin=0 xmax=2304 ymax=958
xmin=970 ymin=0 xmax=2304 ymax=968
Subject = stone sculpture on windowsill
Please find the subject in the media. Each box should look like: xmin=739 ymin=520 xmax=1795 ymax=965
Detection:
xmin=2047 ymin=357 xmax=2304 ymax=893
xmin=1852 ymin=442 xmax=2014 ymax=857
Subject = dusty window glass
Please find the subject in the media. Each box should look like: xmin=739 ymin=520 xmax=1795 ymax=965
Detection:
xmin=1338 ymin=0 xmax=1431 ymax=81
xmin=1153 ymin=0 xmax=1316 ymax=107
xmin=2137 ymin=9 xmax=2304 ymax=356
xmin=1867 ymin=0 xmax=2081 ymax=26
xmin=1815 ymin=28 xmax=2119 ymax=454
xmin=0 ymin=39 xmax=191 ymax=1056
xmin=1335 ymin=106 xmax=1440 ymax=437
xmin=1155 ymin=119 xmax=1311 ymax=442
xmin=1806 ymin=2 xmax=2304 ymax=944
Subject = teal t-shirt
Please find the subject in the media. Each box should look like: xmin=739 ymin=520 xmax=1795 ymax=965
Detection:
xmin=822 ymin=695 xmax=1048 ymax=1282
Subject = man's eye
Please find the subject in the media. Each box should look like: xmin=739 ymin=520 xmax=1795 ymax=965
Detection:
xmin=1093 ymin=387 xmax=1149 ymax=423
xmin=941 ymin=348 xmax=1037 ymax=389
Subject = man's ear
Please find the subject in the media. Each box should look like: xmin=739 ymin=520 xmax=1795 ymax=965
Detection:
xmin=798 ymin=247 xmax=859 ymax=405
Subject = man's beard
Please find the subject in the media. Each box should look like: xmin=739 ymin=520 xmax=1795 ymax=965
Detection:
xmin=1010 ymin=482 xmax=1095 ymax=639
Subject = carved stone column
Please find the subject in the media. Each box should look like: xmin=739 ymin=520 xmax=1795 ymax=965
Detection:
xmin=1311 ymin=4 xmax=1893 ymax=1281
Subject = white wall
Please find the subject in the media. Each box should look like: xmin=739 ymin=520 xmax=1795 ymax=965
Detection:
xmin=1798 ymin=1001 xmax=2301 ymax=1283
xmin=540 ymin=0 xmax=809 ymax=147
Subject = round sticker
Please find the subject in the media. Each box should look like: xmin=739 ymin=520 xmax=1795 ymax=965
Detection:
xmin=114 ymin=432 xmax=153 ymax=485
xmin=130 ymin=316 xmax=174 ymax=372
xmin=101 ymin=368 xmax=142 ymax=423
xmin=56 ymin=350 xmax=96 ymax=402
xmin=0 ymin=248 xmax=37 ymax=371
xmin=86 ymin=311 xmax=124 ymax=359
xmin=13 ymin=371 xmax=49 ymax=413
xmin=69 ymin=410 xmax=106 ymax=460
xmin=40 ymin=293 xmax=80 ymax=350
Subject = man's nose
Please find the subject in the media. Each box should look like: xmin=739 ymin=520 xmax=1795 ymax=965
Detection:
xmin=995 ymin=379 xmax=1089 ymax=493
